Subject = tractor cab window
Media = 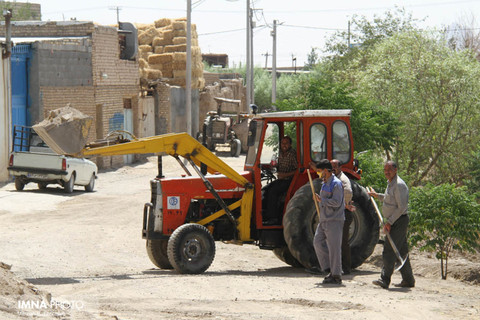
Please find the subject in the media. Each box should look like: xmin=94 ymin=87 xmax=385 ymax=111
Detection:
xmin=260 ymin=123 xmax=279 ymax=164
xmin=246 ymin=120 xmax=264 ymax=166
xmin=310 ymin=123 xmax=326 ymax=162
xmin=332 ymin=120 xmax=351 ymax=164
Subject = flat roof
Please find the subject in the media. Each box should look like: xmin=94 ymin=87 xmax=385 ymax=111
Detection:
xmin=256 ymin=109 xmax=351 ymax=119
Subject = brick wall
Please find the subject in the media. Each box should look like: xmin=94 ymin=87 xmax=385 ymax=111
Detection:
xmin=0 ymin=21 xmax=95 ymax=37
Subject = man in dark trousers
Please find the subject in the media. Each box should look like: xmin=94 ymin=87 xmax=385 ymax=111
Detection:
xmin=368 ymin=161 xmax=415 ymax=289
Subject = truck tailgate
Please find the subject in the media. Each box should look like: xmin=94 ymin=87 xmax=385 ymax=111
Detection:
xmin=10 ymin=152 xmax=66 ymax=173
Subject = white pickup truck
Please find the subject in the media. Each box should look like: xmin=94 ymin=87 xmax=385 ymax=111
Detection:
xmin=7 ymin=126 xmax=97 ymax=193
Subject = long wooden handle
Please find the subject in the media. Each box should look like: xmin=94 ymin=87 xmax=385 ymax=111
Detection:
xmin=307 ymin=170 xmax=321 ymax=218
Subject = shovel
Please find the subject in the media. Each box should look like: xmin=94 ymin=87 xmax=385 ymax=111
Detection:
xmin=307 ymin=169 xmax=321 ymax=219
xmin=367 ymin=187 xmax=408 ymax=272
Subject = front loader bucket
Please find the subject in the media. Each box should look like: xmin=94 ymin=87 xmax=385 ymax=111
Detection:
xmin=33 ymin=105 xmax=92 ymax=155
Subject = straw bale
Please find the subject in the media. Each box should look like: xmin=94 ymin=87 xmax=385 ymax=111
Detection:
xmin=173 ymin=70 xmax=186 ymax=78
xmin=173 ymin=29 xmax=186 ymax=37
xmin=139 ymin=45 xmax=153 ymax=53
xmin=139 ymin=58 xmax=148 ymax=69
xmin=155 ymin=38 xmax=172 ymax=46
xmin=175 ymin=17 xmax=187 ymax=22
xmin=152 ymin=37 xmax=165 ymax=47
xmin=140 ymin=51 xmax=152 ymax=61
xmin=172 ymin=21 xmax=186 ymax=30
xmin=172 ymin=37 xmax=187 ymax=45
xmin=154 ymin=46 xmax=164 ymax=54
xmin=149 ymin=63 xmax=163 ymax=70
xmin=162 ymin=29 xmax=174 ymax=40
xmin=148 ymin=53 xmax=173 ymax=64
xmin=162 ymin=69 xmax=173 ymax=78
xmin=154 ymin=18 xmax=172 ymax=28
xmin=164 ymin=44 xmax=187 ymax=53
xmin=138 ymin=31 xmax=153 ymax=45
xmin=191 ymin=46 xmax=201 ymax=56
xmin=144 ymin=68 xmax=163 ymax=80
xmin=172 ymin=52 xmax=187 ymax=62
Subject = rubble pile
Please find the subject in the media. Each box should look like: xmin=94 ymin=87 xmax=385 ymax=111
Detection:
xmin=33 ymin=105 xmax=92 ymax=155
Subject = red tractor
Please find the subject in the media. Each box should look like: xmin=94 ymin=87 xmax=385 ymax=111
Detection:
xmin=79 ymin=109 xmax=379 ymax=274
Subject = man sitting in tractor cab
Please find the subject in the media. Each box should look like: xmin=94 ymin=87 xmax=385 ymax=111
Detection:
xmin=263 ymin=136 xmax=298 ymax=225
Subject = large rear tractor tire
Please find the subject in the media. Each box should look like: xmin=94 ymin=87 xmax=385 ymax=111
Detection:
xmin=349 ymin=181 xmax=379 ymax=268
xmin=167 ymin=223 xmax=215 ymax=274
xmin=273 ymin=246 xmax=303 ymax=268
xmin=283 ymin=179 xmax=379 ymax=270
xmin=283 ymin=181 xmax=322 ymax=269
xmin=146 ymin=239 xmax=173 ymax=269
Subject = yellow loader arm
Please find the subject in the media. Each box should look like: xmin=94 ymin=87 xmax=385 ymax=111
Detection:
xmin=79 ymin=132 xmax=254 ymax=241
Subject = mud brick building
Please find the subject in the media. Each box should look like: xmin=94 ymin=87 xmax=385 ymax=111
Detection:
xmin=3 ymin=21 xmax=139 ymax=168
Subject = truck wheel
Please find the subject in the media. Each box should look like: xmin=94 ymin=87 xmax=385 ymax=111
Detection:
xmin=283 ymin=180 xmax=379 ymax=270
xmin=15 ymin=177 xmax=25 ymax=191
xmin=38 ymin=182 xmax=48 ymax=190
xmin=273 ymin=246 xmax=303 ymax=268
xmin=146 ymin=239 xmax=173 ymax=269
xmin=349 ymin=181 xmax=379 ymax=269
xmin=230 ymin=139 xmax=241 ymax=157
xmin=64 ymin=173 xmax=75 ymax=193
xmin=84 ymin=174 xmax=95 ymax=192
xmin=167 ymin=223 xmax=215 ymax=274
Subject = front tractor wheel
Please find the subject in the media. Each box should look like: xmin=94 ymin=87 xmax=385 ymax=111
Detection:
xmin=167 ymin=223 xmax=215 ymax=274
xmin=146 ymin=239 xmax=173 ymax=269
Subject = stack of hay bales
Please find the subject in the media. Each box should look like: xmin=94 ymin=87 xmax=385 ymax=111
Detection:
xmin=137 ymin=18 xmax=205 ymax=89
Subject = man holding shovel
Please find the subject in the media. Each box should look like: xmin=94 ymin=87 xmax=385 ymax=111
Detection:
xmin=312 ymin=159 xmax=345 ymax=285
xmin=367 ymin=161 xmax=415 ymax=289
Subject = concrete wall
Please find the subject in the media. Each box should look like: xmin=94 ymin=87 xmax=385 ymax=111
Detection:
xmin=30 ymin=38 xmax=93 ymax=124
xmin=0 ymin=53 xmax=11 ymax=184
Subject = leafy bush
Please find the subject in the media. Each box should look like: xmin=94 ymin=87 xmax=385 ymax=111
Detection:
xmin=409 ymin=183 xmax=480 ymax=279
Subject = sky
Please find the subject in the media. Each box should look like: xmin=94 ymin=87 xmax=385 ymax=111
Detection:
xmin=26 ymin=0 xmax=480 ymax=67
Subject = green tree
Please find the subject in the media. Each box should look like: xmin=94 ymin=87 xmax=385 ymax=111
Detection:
xmin=323 ymin=8 xmax=420 ymax=83
xmin=275 ymin=76 xmax=398 ymax=152
xmin=0 ymin=2 xmax=39 ymax=21
xmin=304 ymin=47 xmax=319 ymax=70
xmin=355 ymin=31 xmax=480 ymax=186
xmin=409 ymin=184 xmax=480 ymax=279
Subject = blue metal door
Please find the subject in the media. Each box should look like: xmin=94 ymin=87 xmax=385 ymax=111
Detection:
xmin=11 ymin=44 xmax=31 ymax=151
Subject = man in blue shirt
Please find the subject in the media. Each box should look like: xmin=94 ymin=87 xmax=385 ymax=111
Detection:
xmin=313 ymin=159 xmax=345 ymax=285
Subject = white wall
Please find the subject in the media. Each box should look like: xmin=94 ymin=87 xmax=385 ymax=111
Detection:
xmin=0 ymin=54 xmax=12 ymax=183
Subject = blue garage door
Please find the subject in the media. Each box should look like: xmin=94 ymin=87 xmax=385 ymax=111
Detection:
xmin=11 ymin=44 xmax=32 ymax=151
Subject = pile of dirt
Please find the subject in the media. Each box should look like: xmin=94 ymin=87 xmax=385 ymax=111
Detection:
xmin=33 ymin=104 xmax=92 ymax=155
xmin=0 ymin=262 xmax=66 ymax=318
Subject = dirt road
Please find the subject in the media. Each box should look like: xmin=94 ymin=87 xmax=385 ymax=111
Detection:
xmin=1 ymin=155 xmax=479 ymax=319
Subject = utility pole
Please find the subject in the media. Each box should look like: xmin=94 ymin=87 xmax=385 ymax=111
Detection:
xmin=186 ymin=0 xmax=192 ymax=136
xmin=348 ymin=20 xmax=351 ymax=48
xmin=271 ymin=19 xmax=277 ymax=106
xmin=246 ymin=0 xmax=251 ymax=106
xmin=108 ymin=6 xmax=121 ymax=24
xmin=262 ymin=51 xmax=271 ymax=69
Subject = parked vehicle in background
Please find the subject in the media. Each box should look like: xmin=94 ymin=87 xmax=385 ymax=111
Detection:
xmin=8 ymin=126 xmax=97 ymax=193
